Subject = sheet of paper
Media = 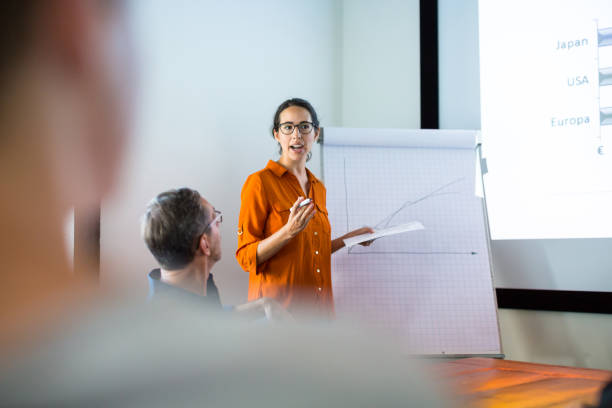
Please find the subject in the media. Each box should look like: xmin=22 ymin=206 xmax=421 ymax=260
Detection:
xmin=343 ymin=221 xmax=424 ymax=248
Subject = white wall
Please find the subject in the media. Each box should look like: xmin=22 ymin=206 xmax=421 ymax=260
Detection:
xmin=438 ymin=0 xmax=480 ymax=130
xmin=339 ymin=0 xmax=420 ymax=128
xmin=101 ymin=0 xmax=342 ymax=305
xmin=498 ymin=309 xmax=612 ymax=369
xmin=439 ymin=0 xmax=612 ymax=369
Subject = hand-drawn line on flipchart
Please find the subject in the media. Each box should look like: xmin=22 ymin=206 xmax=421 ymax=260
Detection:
xmin=341 ymin=157 xmax=477 ymax=256
xmin=374 ymin=178 xmax=464 ymax=229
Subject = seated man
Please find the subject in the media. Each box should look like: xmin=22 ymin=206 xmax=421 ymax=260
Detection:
xmin=142 ymin=188 xmax=291 ymax=320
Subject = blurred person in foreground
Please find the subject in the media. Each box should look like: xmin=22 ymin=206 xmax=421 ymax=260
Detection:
xmin=0 ymin=0 xmax=133 ymax=349
xmin=0 ymin=1 xmax=447 ymax=406
xmin=142 ymin=187 xmax=292 ymax=320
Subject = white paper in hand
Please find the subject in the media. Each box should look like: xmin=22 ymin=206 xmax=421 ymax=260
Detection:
xmin=343 ymin=221 xmax=425 ymax=248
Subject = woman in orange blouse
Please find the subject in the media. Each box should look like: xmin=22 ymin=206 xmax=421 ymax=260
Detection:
xmin=236 ymin=98 xmax=372 ymax=319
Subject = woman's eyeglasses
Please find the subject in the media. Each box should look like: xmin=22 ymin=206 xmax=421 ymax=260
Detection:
xmin=278 ymin=121 xmax=315 ymax=135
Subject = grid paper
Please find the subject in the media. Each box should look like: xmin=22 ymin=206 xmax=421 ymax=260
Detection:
xmin=324 ymin=128 xmax=501 ymax=355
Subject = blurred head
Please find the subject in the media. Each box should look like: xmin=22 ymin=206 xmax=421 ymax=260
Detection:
xmin=142 ymin=188 xmax=222 ymax=270
xmin=272 ymin=98 xmax=320 ymax=163
xmin=0 ymin=0 xmax=134 ymax=211
xmin=0 ymin=0 xmax=134 ymax=347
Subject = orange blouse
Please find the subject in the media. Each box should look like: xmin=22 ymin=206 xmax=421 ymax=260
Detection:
xmin=236 ymin=160 xmax=334 ymax=319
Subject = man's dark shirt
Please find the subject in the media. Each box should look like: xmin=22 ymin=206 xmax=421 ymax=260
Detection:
xmin=147 ymin=268 xmax=222 ymax=310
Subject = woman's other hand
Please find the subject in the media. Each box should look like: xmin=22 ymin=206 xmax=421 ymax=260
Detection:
xmin=345 ymin=227 xmax=375 ymax=246
xmin=283 ymin=197 xmax=315 ymax=239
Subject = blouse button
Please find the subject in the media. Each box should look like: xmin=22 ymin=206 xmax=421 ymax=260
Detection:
xmin=315 ymin=250 xmax=319 ymax=255
xmin=314 ymin=231 xmax=318 ymax=235
xmin=318 ymin=287 xmax=322 ymax=291
xmin=316 ymin=269 xmax=320 ymax=273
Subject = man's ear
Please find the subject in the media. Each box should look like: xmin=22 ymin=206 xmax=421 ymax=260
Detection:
xmin=198 ymin=234 xmax=211 ymax=257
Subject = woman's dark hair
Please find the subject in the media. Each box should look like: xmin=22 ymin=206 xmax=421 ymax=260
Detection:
xmin=271 ymin=98 xmax=320 ymax=160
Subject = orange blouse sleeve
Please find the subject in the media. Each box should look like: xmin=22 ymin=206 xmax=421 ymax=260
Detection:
xmin=236 ymin=173 xmax=269 ymax=275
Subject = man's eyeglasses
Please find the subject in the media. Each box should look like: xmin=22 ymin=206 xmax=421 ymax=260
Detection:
xmin=193 ymin=210 xmax=222 ymax=251
xmin=278 ymin=121 xmax=315 ymax=135
xmin=204 ymin=210 xmax=223 ymax=231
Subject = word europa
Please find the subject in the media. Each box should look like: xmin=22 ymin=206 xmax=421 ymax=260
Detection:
xmin=551 ymin=116 xmax=590 ymax=127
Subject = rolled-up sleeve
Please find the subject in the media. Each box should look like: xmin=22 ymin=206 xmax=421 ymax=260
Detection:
xmin=236 ymin=174 xmax=269 ymax=275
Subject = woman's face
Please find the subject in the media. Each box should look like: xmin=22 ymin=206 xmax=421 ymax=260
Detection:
xmin=274 ymin=106 xmax=319 ymax=163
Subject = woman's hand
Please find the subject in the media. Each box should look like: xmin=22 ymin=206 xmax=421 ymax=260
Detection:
xmin=283 ymin=197 xmax=315 ymax=239
xmin=255 ymin=197 xmax=315 ymax=265
xmin=345 ymin=227 xmax=375 ymax=246
xmin=331 ymin=226 xmax=375 ymax=253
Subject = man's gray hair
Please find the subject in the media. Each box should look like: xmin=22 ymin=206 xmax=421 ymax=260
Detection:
xmin=142 ymin=188 xmax=210 ymax=270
